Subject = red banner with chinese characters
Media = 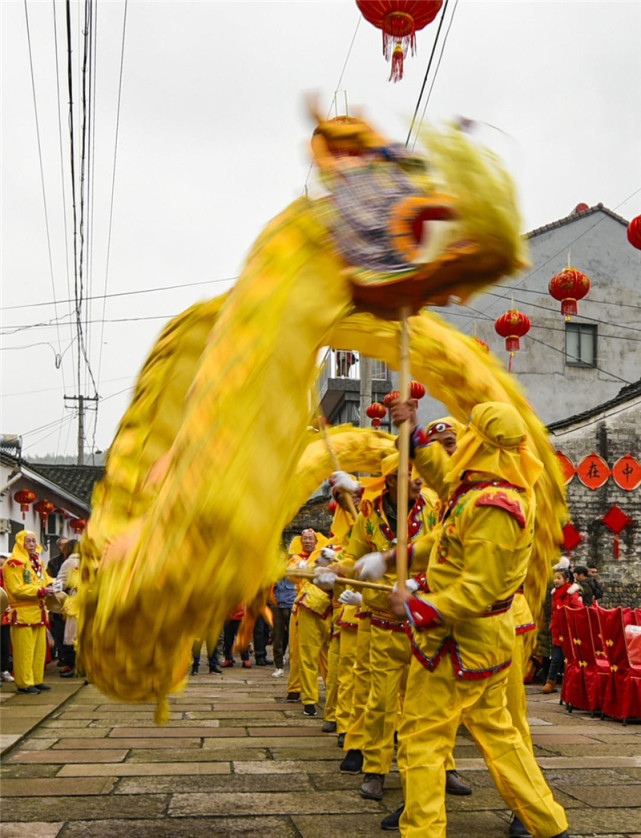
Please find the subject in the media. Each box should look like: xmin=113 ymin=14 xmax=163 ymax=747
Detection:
xmin=612 ymin=455 xmax=641 ymax=491
xmin=576 ymin=453 xmax=611 ymax=490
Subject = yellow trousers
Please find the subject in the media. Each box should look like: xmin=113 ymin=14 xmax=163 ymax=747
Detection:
xmin=11 ymin=625 xmax=47 ymax=689
xmin=343 ymin=615 xmax=372 ymax=752
xmin=361 ymin=624 xmax=410 ymax=775
xmin=506 ymin=632 xmax=534 ymax=754
xmin=324 ymin=630 xmax=340 ymax=722
xmin=399 ymin=655 xmax=568 ymax=838
xmin=287 ymin=610 xmax=301 ymax=693
xmin=335 ymin=626 xmax=358 ymax=733
xmin=297 ymin=607 xmax=330 ymax=705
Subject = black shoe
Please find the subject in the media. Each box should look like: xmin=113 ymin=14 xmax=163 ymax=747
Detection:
xmin=33 ymin=683 xmax=51 ymax=691
xmin=381 ymin=804 xmax=404 ymax=831
xmin=337 ymin=732 xmax=345 ymax=747
xmin=59 ymin=669 xmax=74 ymax=678
xmin=256 ymin=658 xmax=268 ymax=666
xmin=191 ymin=664 xmax=199 ymax=675
xmin=322 ymin=720 xmax=337 ymax=733
xmin=303 ymin=704 xmax=317 ymax=717
xmin=509 ymin=814 xmax=533 ymax=837
xmin=286 ymin=691 xmax=300 ymax=702
xmin=445 ymin=769 xmax=472 ymax=795
xmin=340 ymin=748 xmax=363 ymax=774
xmin=550 ymin=833 xmax=570 ymax=838
xmin=209 ymin=665 xmax=222 ymax=674
xmin=17 ymin=687 xmax=40 ymax=694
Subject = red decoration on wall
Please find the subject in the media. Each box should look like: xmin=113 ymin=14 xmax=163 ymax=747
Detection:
xmin=562 ymin=523 xmax=584 ymax=552
xmin=366 ymin=401 xmax=387 ymax=429
xmin=576 ymin=453 xmax=611 ymax=489
xmin=555 ymin=452 xmax=576 ymax=484
xmin=14 ymin=489 xmax=36 ymax=520
xmin=601 ymin=505 xmax=633 ymax=559
xmin=548 ymin=267 xmax=591 ymax=320
xmin=612 ymin=455 xmax=641 ymax=491
xmin=34 ymin=499 xmax=55 ymax=525
xmin=356 ymin=0 xmax=444 ymax=82
xmin=627 ymin=215 xmax=641 ymax=250
xmin=494 ymin=310 xmax=531 ymax=372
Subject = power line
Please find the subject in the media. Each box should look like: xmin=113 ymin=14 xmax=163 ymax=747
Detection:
xmin=0 ymin=275 xmax=237 ymax=312
xmin=405 ymin=0 xmax=450 ymax=148
xmin=411 ymin=0 xmax=460 ymax=152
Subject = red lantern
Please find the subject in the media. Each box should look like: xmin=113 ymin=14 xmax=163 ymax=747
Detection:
xmin=494 ymin=310 xmax=531 ymax=372
xmin=383 ymin=390 xmax=400 ymax=408
xmin=366 ymin=401 xmax=387 ymax=429
xmin=34 ymin=499 xmax=55 ymax=525
xmin=627 ymin=215 xmax=641 ymax=250
xmin=548 ymin=267 xmax=591 ymax=319
xmin=356 ymin=0 xmax=443 ymax=82
xmin=14 ymin=489 xmax=36 ymax=520
xmin=70 ymin=518 xmax=87 ymax=534
xmin=409 ymin=381 xmax=426 ymax=400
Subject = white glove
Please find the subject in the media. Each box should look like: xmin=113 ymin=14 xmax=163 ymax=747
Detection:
xmin=354 ymin=552 xmax=388 ymax=581
xmin=338 ymin=589 xmax=362 ymax=606
xmin=314 ymin=571 xmax=338 ymax=591
xmin=317 ymin=546 xmax=339 ymax=566
xmin=405 ymin=578 xmax=420 ymax=593
xmin=331 ymin=470 xmax=361 ymax=493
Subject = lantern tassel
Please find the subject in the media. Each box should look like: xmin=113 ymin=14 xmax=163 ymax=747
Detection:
xmin=614 ymin=534 xmax=620 ymax=559
xmin=390 ymin=44 xmax=404 ymax=82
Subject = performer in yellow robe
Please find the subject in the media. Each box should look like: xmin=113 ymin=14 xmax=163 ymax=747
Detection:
xmin=326 ymin=453 xmax=437 ymax=801
xmin=387 ymin=403 xmax=568 ymax=838
xmin=3 ymin=531 xmax=54 ymax=694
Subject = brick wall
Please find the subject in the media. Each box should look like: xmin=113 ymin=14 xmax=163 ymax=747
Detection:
xmin=282 ymin=494 xmax=333 ymax=549
xmin=551 ymin=400 xmax=641 ymax=608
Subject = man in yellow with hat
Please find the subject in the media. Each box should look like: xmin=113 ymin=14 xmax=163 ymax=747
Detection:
xmin=385 ymin=402 xmax=569 ymax=838
xmin=3 ymin=531 xmax=56 ymax=694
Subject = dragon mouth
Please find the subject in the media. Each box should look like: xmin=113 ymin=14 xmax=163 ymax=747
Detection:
xmin=388 ymin=195 xmax=458 ymax=264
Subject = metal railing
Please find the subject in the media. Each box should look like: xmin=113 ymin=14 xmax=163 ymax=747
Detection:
xmin=318 ymin=349 xmax=388 ymax=391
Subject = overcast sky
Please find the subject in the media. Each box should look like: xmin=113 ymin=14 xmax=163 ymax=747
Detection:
xmin=2 ymin=0 xmax=640 ymax=460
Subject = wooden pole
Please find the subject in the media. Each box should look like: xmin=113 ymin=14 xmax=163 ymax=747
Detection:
xmin=315 ymin=401 xmax=359 ymax=520
xmin=395 ymin=306 xmax=412 ymax=583
xmin=286 ymin=569 xmax=393 ymax=593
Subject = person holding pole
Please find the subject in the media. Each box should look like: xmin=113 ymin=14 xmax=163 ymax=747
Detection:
xmin=383 ymin=402 xmax=569 ymax=838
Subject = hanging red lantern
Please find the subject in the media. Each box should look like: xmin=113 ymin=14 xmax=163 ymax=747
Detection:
xmin=70 ymin=518 xmax=87 ymax=534
xmin=34 ymin=499 xmax=55 ymax=525
xmin=356 ymin=1 xmax=444 ymax=82
xmin=14 ymin=489 xmax=36 ymax=520
xmin=627 ymin=215 xmax=641 ymax=250
xmin=409 ymin=381 xmax=426 ymax=400
xmin=383 ymin=390 xmax=400 ymax=408
xmin=548 ymin=267 xmax=591 ymax=320
xmin=473 ymin=337 xmax=489 ymax=353
xmin=366 ymin=402 xmax=387 ymax=429
xmin=494 ymin=310 xmax=531 ymax=372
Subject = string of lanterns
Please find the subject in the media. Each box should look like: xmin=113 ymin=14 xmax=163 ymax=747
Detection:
xmin=12 ymin=489 xmax=87 ymax=533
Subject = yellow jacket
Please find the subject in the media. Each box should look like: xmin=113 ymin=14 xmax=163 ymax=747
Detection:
xmin=408 ymin=476 xmax=534 ymax=678
xmin=340 ymin=489 xmax=438 ymax=617
xmin=3 ymin=554 xmax=53 ymax=627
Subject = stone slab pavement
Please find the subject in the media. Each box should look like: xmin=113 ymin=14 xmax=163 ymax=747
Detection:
xmin=1 ymin=659 xmax=639 ymax=836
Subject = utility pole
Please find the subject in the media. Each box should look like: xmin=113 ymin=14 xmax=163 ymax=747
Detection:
xmin=358 ymin=354 xmax=373 ymax=427
xmin=64 ymin=395 xmax=99 ymax=465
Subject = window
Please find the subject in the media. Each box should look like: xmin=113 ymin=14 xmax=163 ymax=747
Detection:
xmin=565 ymin=323 xmax=597 ymax=367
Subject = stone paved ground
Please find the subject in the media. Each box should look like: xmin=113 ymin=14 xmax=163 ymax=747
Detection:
xmin=1 ymin=661 xmax=640 ymax=837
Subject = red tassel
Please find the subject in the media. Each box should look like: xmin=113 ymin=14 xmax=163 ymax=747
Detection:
xmin=390 ymin=44 xmax=404 ymax=82
xmin=614 ymin=535 xmax=620 ymax=559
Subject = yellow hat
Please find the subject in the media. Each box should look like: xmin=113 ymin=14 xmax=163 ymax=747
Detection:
xmin=11 ymin=530 xmax=43 ymax=561
xmin=444 ymin=402 xmax=543 ymax=493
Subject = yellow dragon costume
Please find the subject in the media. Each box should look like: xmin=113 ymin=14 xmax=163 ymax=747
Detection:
xmin=76 ymin=112 xmax=565 ymax=721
